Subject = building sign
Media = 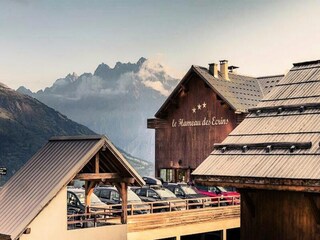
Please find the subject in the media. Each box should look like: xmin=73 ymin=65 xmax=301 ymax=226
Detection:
xmin=0 ymin=167 xmax=7 ymax=175
xmin=171 ymin=101 xmax=230 ymax=127
xmin=172 ymin=117 xmax=229 ymax=128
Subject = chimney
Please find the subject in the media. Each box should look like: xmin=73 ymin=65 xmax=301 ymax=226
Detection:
xmin=228 ymin=65 xmax=239 ymax=73
xmin=220 ymin=60 xmax=229 ymax=80
xmin=208 ymin=63 xmax=218 ymax=78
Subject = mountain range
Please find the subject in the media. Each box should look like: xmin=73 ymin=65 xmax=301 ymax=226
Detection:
xmin=18 ymin=57 xmax=178 ymax=164
xmin=0 ymin=83 xmax=153 ymax=184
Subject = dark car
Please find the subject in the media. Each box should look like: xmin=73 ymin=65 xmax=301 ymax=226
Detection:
xmin=133 ymin=185 xmax=186 ymax=212
xmin=94 ymin=186 xmax=150 ymax=215
xmin=164 ymin=183 xmax=208 ymax=208
xmin=67 ymin=187 xmax=109 ymax=214
xmin=67 ymin=187 xmax=109 ymax=228
xmin=164 ymin=183 xmax=206 ymax=199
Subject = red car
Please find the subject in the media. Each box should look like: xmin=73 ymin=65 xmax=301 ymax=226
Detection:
xmin=194 ymin=185 xmax=240 ymax=205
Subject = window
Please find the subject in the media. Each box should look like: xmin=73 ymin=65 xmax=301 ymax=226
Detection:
xmin=174 ymin=187 xmax=184 ymax=196
xmin=136 ymin=188 xmax=147 ymax=196
xmin=160 ymin=169 xmax=174 ymax=182
xmin=67 ymin=192 xmax=79 ymax=207
xmin=147 ymin=189 xmax=158 ymax=198
xmin=110 ymin=190 xmax=120 ymax=201
xmin=100 ymin=189 xmax=109 ymax=199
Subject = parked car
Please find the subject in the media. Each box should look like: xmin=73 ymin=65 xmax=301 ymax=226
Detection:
xmin=142 ymin=176 xmax=162 ymax=185
xmin=194 ymin=185 xmax=240 ymax=205
xmin=164 ymin=183 xmax=206 ymax=199
xmin=67 ymin=187 xmax=109 ymax=214
xmin=67 ymin=187 xmax=109 ymax=228
xmin=94 ymin=186 xmax=150 ymax=215
xmin=163 ymin=183 xmax=207 ymax=208
xmin=133 ymin=185 xmax=186 ymax=212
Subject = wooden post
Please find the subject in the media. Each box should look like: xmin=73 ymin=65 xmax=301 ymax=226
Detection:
xmin=95 ymin=153 xmax=99 ymax=173
xmin=120 ymin=182 xmax=128 ymax=224
xmin=220 ymin=229 xmax=227 ymax=240
xmin=85 ymin=181 xmax=95 ymax=213
xmin=115 ymin=181 xmax=128 ymax=224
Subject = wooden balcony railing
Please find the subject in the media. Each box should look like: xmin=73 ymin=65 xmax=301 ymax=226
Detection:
xmin=67 ymin=195 xmax=240 ymax=230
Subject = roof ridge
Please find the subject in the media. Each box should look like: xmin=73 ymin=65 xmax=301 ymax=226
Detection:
xmin=49 ymin=135 xmax=104 ymax=141
xmin=257 ymin=74 xmax=285 ymax=79
xmin=293 ymin=59 xmax=320 ymax=67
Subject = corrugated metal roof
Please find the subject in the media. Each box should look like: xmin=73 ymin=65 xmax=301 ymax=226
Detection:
xmin=256 ymin=75 xmax=284 ymax=96
xmin=193 ymin=59 xmax=320 ymax=184
xmin=0 ymin=135 xmax=144 ymax=240
xmin=194 ymin=154 xmax=320 ymax=179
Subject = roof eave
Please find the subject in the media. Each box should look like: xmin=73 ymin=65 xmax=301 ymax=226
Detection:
xmin=101 ymin=136 xmax=145 ymax=186
xmin=193 ymin=175 xmax=320 ymax=193
xmin=155 ymin=66 xmax=195 ymax=118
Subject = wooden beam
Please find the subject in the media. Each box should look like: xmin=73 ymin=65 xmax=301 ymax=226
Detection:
xmin=213 ymin=142 xmax=312 ymax=151
xmin=95 ymin=153 xmax=99 ymax=173
xmin=75 ymin=173 xmax=119 ymax=180
xmin=194 ymin=178 xmax=320 ymax=193
xmin=102 ymin=177 xmax=135 ymax=184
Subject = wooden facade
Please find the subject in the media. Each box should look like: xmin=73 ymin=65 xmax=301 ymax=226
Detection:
xmin=240 ymin=190 xmax=320 ymax=240
xmin=193 ymin=60 xmax=320 ymax=239
xmin=153 ymin=74 xmax=237 ymax=182
xmin=149 ymin=61 xmax=269 ymax=182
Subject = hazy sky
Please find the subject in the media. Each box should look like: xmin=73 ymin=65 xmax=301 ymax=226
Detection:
xmin=1 ymin=0 xmax=320 ymax=91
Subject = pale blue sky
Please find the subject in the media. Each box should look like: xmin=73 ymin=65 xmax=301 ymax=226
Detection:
xmin=1 ymin=0 xmax=320 ymax=91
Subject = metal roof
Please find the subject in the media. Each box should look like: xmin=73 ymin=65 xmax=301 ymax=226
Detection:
xmin=256 ymin=74 xmax=284 ymax=95
xmin=154 ymin=64 xmax=274 ymax=118
xmin=192 ymin=60 xmax=320 ymax=184
xmin=194 ymin=66 xmax=264 ymax=112
xmin=0 ymin=135 xmax=144 ymax=240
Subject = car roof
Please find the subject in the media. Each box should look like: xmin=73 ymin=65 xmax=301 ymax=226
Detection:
xmin=95 ymin=186 xmax=116 ymax=190
xmin=67 ymin=187 xmax=85 ymax=193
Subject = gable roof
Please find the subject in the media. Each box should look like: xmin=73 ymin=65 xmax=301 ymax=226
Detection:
xmin=0 ymin=135 xmax=144 ymax=240
xmin=192 ymin=60 xmax=320 ymax=189
xmin=155 ymin=65 xmax=268 ymax=118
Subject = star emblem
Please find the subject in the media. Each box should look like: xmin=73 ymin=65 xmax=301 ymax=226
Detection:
xmin=197 ymin=104 xmax=202 ymax=110
xmin=192 ymin=108 xmax=196 ymax=113
xmin=202 ymin=102 xmax=207 ymax=108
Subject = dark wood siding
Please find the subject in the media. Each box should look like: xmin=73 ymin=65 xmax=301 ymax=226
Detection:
xmin=241 ymin=190 xmax=320 ymax=240
xmin=154 ymin=75 xmax=237 ymax=176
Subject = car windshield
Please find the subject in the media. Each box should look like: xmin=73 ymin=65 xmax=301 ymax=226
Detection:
xmin=217 ymin=186 xmax=228 ymax=192
xmin=181 ymin=185 xmax=197 ymax=195
xmin=128 ymin=189 xmax=141 ymax=202
xmin=156 ymin=188 xmax=177 ymax=198
xmin=75 ymin=191 xmax=102 ymax=204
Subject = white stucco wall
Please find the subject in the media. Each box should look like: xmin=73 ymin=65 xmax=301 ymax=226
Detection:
xmin=20 ymin=187 xmax=127 ymax=240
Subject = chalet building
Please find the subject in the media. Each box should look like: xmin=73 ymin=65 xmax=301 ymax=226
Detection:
xmin=0 ymin=135 xmax=144 ymax=240
xmin=193 ymin=60 xmax=320 ymax=239
xmin=148 ymin=60 xmax=283 ymax=182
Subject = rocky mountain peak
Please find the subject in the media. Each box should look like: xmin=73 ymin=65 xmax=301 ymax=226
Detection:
xmin=137 ymin=57 xmax=147 ymax=66
xmin=16 ymin=57 xmax=178 ymax=164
